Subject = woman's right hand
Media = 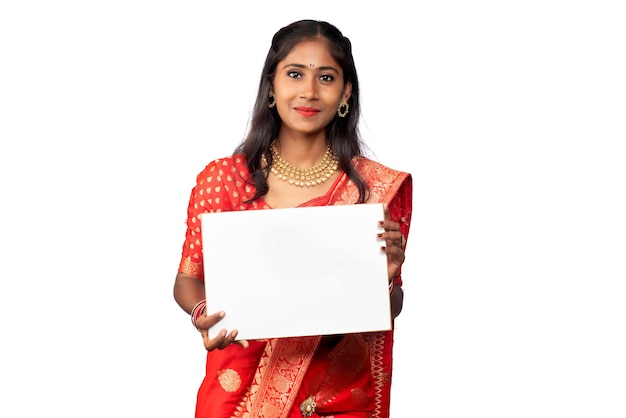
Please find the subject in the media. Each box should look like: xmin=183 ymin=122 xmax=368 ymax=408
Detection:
xmin=173 ymin=272 xmax=249 ymax=351
xmin=195 ymin=310 xmax=250 ymax=351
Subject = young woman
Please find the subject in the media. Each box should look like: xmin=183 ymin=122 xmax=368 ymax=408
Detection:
xmin=174 ymin=19 xmax=412 ymax=418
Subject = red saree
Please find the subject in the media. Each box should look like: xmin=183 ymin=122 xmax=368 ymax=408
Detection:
xmin=178 ymin=154 xmax=412 ymax=418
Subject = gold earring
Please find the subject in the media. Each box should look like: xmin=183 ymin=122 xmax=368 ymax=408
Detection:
xmin=268 ymin=91 xmax=276 ymax=108
xmin=337 ymin=100 xmax=349 ymax=117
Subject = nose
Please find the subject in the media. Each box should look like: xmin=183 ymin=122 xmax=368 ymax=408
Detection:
xmin=300 ymin=77 xmax=318 ymax=100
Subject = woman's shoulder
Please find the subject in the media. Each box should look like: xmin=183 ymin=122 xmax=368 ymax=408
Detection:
xmin=353 ymin=156 xmax=411 ymax=180
xmin=196 ymin=153 xmax=249 ymax=180
xmin=353 ymin=156 xmax=412 ymax=208
xmin=192 ymin=154 xmax=256 ymax=209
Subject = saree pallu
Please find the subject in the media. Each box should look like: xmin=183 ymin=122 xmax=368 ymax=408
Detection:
xmin=179 ymin=155 xmax=412 ymax=418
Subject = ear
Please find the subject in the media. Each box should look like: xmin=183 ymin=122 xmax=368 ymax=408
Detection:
xmin=342 ymin=80 xmax=352 ymax=101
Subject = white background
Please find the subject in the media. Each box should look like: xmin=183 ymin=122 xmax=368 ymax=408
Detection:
xmin=1 ymin=1 xmax=624 ymax=417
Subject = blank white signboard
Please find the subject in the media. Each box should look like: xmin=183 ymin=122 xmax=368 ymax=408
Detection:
xmin=200 ymin=203 xmax=391 ymax=340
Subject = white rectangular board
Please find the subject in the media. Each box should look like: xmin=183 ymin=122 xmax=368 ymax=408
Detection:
xmin=200 ymin=203 xmax=391 ymax=340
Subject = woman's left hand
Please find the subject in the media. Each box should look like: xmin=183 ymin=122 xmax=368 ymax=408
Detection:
xmin=378 ymin=204 xmax=406 ymax=281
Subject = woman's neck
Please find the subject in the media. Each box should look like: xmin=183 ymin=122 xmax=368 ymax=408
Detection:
xmin=273 ymin=135 xmax=329 ymax=169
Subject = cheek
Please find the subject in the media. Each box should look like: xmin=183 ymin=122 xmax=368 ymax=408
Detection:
xmin=320 ymin=90 xmax=343 ymax=105
xmin=273 ymin=96 xmax=290 ymax=115
xmin=275 ymin=83 xmax=298 ymax=99
xmin=274 ymin=99 xmax=294 ymax=120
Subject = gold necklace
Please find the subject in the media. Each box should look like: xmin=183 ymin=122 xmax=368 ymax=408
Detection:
xmin=268 ymin=142 xmax=338 ymax=187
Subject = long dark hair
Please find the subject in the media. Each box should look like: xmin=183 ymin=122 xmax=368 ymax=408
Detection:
xmin=234 ymin=19 xmax=369 ymax=203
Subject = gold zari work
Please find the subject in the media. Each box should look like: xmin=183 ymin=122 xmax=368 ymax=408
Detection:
xmin=217 ymin=368 xmax=242 ymax=393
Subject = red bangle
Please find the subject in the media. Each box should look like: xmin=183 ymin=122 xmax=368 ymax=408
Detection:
xmin=389 ymin=274 xmax=401 ymax=294
xmin=191 ymin=300 xmax=207 ymax=330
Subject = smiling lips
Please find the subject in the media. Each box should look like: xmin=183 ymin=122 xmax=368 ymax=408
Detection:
xmin=295 ymin=107 xmax=320 ymax=117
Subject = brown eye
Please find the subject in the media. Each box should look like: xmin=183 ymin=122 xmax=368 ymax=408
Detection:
xmin=288 ymin=71 xmax=301 ymax=79
xmin=320 ymin=74 xmax=333 ymax=82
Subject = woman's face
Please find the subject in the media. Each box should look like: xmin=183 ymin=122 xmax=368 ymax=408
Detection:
xmin=272 ymin=39 xmax=351 ymax=138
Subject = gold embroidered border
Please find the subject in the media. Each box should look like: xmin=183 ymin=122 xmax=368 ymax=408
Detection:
xmin=178 ymin=258 xmax=203 ymax=279
xmin=247 ymin=337 xmax=320 ymax=418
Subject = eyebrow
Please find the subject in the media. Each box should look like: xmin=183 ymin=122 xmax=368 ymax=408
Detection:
xmin=282 ymin=63 xmax=340 ymax=74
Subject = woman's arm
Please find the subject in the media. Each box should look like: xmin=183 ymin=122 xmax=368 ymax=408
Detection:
xmin=390 ymin=284 xmax=404 ymax=319
xmin=173 ymin=272 xmax=206 ymax=315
